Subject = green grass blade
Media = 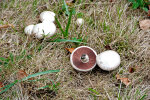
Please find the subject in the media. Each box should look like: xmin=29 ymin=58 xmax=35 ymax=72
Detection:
xmin=38 ymin=85 xmax=50 ymax=90
xmin=0 ymin=80 xmax=18 ymax=94
xmin=55 ymin=17 xmax=64 ymax=35
xmin=0 ymin=57 xmax=9 ymax=62
xmin=9 ymin=53 xmax=14 ymax=63
xmin=48 ymin=39 xmax=85 ymax=43
xmin=88 ymin=88 xmax=99 ymax=95
xmin=22 ymin=70 xmax=60 ymax=81
xmin=0 ymin=70 xmax=59 ymax=94
xmin=64 ymin=9 xmax=73 ymax=37
xmin=139 ymin=94 xmax=147 ymax=100
xmin=63 ymin=0 xmax=70 ymax=16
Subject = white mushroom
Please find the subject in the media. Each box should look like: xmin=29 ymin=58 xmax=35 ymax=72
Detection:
xmin=76 ymin=18 xmax=84 ymax=26
xmin=32 ymin=22 xmax=56 ymax=39
xmin=96 ymin=50 xmax=121 ymax=71
xmin=70 ymin=46 xmax=97 ymax=72
xmin=40 ymin=11 xmax=55 ymax=22
xmin=24 ymin=25 xmax=34 ymax=35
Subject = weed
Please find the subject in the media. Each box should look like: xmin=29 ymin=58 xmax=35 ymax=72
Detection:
xmin=0 ymin=70 xmax=60 ymax=94
xmin=128 ymin=0 xmax=150 ymax=12
xmin=88 ymin=88 xmax=99 ymax=100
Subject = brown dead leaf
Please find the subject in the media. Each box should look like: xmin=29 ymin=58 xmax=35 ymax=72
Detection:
xmin=148 ymin=10 xmax=150 ymax=16
xmin=66 ymin=2 xmax=73 ymax=6
xmin=17 ymin=70 xmax=28 ymax=80
xmin=139 ymin=19 xmax=150 ymax=30
xmin=148 ymin=5 xmax=150 ymax=16
xmin=128 ymin=66 xmax=139 ymax=73
xmin=66 ymin=0 xmax=74 ymax=6
xmin=116 ymin=74 xmax=131 ymax=86
xmin=104 ymin=45 xmax=112 ymax=50
xmin=0 ymin=82 xmax=4 ymax=92
xmin=128 ymin=67 xmax=135 ymax=73
xmin=0 ymin=24 xmax=14 ymax=29
xmin=66 ymin=48 xmax=75 ymax=53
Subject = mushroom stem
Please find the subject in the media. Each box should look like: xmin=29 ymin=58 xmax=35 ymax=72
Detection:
xmin=80 ymin=54 xmax=89 ymax=63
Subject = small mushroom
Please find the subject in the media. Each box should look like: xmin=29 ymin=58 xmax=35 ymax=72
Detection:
xmin=24 ymin=25 xmax=34 ymax=35
xmin=70 ymin=46 xmax=97 ymax=72
xmin=96 ymin=50 xmax=121 ymax=71
xmin=32 ymin=22 xmax=56 ymax=39
xmin=76 ymin=18 xmax=84 ymax=26
xmin=40 ymin=11 xmax=55 ymax=22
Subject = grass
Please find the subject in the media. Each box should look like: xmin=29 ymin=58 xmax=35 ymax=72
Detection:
xmin=0 ymin=0 xmax=150 ymax=99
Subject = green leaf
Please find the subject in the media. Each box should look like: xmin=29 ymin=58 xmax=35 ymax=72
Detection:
xmin=142 ymin=7 xmax=148 ymax=12
xmin=22 ymin=70 xmax=60 ymax=81
xmin=132 ymin=2 xmax=140 ymax=9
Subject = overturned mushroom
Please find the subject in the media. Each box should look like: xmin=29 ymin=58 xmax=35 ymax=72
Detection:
xmin=70 ymin=46 xmax=97 ymax=72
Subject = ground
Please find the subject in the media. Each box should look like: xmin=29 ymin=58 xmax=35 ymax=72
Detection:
xmin=0 ymin=0 xmax=150 ymax=100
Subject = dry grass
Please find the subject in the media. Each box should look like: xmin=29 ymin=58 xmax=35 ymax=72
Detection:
xmin=0 ymin=0 xmax=150 ymax=100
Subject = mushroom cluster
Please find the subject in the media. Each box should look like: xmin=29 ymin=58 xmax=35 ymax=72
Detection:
xmin=70 ymin=46 xmax=121 ymax=72
xmin=24 ymin=11 xmax=56 ymax=39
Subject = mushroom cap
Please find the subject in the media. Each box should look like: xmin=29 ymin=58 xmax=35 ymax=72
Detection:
xmin=70 ymin=46 xmax=97 ymax=72
xmin=76 ymin=18 xmax=84 ymax=26
xmin=40 ymin=11 xmax=55 ymax=22
xmin=24 ymin=25 xmax=34 ymax=35
xmin=96 ymin=50 xmax=121 ymax=71
xmin=32 ymin=23 xmax=56 ymax=39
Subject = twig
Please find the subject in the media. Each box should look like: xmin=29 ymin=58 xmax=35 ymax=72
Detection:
xmin=0 ymin=24 xmax=14 ymax=29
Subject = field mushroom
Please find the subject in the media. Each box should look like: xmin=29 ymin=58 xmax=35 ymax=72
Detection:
xmin=40 ymin=11 xmax=55 ymax=22
xmin=96 ymin=50 xmax=121 ymax=71
xmin=32 ymin=22 xmax=56 ymax=39
xmin=76 ymin=18 xmax=84 ymax=26
xmin=70 ymin=46 xmax=97 ymax=72
xmin=24 ymin=25 xmax=34 ymax=35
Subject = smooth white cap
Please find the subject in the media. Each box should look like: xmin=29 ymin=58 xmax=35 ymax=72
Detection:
xmin=96 ymin=50 xmax=121 ymax=71
xmin=40 ymin=11 xmax=55 ymax=22
xmin=24 ymin=25 xmax=34 ymax=35
xmin=76 ymin=18 xmax=84 ymax=26
xmin=32 ymin=22 xmax=56 ymax=39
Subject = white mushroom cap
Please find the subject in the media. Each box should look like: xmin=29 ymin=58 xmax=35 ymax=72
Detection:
xmin=76 ymin=18 xmax=84 ymax=26
xmin=40 ymin=11 xmax=55 ymax=22
xmin=32 ymin=22 xmax=56 ymax=39
xmin=24 ymin=25 xmax=34 ymax=35
xmin=96 ymin=50 xmax=121 ymax=71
